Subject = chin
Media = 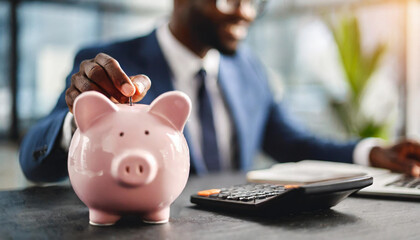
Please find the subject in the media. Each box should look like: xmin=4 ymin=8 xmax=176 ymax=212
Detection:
xmin=218 ymin=47 xmax=237 ymax=56
xmin=215 ymin=40 xmax=239 ymax=56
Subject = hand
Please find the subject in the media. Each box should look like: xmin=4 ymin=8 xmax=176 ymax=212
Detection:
xmin=65 ymin=53 xmax=151 ymax=113
xmin=369 ymin=140 xmax=420 ymax=177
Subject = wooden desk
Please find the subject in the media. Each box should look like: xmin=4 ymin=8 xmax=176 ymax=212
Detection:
xmin=0 ymin=172 xmax=418 ymax=239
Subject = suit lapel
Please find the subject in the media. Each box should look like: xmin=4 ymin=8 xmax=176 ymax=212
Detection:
xmin=218 ymin=55 xmax=247 ymax=170
xmin=138 ymin=30 xmax=174 ymax=97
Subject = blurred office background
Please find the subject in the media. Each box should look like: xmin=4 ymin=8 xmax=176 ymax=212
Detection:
xmin=1 ymin=0 xmax=420 ymax=189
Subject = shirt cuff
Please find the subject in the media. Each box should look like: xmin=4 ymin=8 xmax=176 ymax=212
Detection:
xmin=353 ymin=138 xmax=387 ymax=166
xmin=60 ymin=112 xmax=76 ymax=152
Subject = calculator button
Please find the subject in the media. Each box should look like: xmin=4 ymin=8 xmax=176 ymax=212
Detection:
xmin=197 ymin=189 xmax=221 ymax=197
xmin=218 ymin=194 xmax=229 ymax=199
xmin=239 ymin=196 xmax=254 ymax=201
xmin=196 ymin=184 xmax=290 ymax=202
xmin=256 ymin=194 xmax=267 ymax=199
xmin=227 ymin=195 xmax=239 ymax=200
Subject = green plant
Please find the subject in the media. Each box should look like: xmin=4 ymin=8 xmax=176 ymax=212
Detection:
xmin=327 ymin=15 xmax=388 ymax=139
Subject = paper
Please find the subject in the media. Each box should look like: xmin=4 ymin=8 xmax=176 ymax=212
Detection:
xmin=247 ymin=160 xmax=388 ymax=185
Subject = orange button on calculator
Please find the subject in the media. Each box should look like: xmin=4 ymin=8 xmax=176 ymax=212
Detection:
xmin=197 ymin=189 xmax=221 ymax=197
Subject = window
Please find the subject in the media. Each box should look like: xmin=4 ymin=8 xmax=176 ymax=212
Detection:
xmin=247 ymin=0 xmax=408 ymax=141
xmin=4 ymin=0 xmax=170 ymax=139
xmin=0 ymin=2 xmax=10 ymax=138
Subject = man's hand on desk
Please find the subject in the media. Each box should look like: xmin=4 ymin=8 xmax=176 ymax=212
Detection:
xmin=369 ymin=140 xmax=420 ymax=177
xmin=65 ymin=53 xmax=151 ymax=113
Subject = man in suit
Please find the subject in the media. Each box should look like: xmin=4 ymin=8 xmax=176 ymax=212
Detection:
xmin=19 ymin=0 xmax=420 ymax=182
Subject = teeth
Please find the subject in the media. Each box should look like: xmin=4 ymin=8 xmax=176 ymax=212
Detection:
xmin=228 ymin=24 xmax=248 ymax=40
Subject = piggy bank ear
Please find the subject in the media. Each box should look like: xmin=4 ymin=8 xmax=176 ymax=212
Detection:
xmin=73 ymin=91 xmax=118 ymax=133
xmin=149 ymin=91 xmax=192 ymax=132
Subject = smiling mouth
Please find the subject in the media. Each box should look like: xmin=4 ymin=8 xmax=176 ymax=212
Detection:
xmin=224 ymin=23 xmax=248 ymax=41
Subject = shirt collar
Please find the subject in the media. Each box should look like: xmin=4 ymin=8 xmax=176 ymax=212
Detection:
xmin=156 ymin=23 xmax=220 ymax=83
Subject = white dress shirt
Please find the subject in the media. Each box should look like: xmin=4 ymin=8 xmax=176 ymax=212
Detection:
xmin=156 ymin=23 xmax=234 ymax=170
xmin=60 ymin=23 xmax=380 ymax=169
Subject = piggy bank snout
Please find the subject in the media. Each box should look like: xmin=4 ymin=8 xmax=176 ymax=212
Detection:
xmin=111 ymin=151 xmax=157 ymax=187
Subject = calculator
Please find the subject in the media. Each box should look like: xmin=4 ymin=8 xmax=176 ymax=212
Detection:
xmin=190 ymin=175 xmax=373 ymax=215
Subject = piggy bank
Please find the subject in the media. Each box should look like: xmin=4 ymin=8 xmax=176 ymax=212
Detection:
xmin=68 ymin=90 xmax=191 ymax=225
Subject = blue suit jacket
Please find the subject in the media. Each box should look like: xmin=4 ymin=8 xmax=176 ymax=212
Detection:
xmin=19 ymin=30 xmax=357 ymax=182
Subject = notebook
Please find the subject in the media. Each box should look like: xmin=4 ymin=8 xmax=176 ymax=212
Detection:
xmin=247 ymin=160 xmax=420 ymax=200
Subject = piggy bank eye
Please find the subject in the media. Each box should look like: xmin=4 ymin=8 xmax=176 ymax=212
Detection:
xmin=145 ymin=130 xmax=149 ymax=135
xmin=119 ymin=132 xmax=124 ymax=137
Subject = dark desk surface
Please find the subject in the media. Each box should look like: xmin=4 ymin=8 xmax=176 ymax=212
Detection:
xmin=0 ymin=172 xmax=419 ymax=240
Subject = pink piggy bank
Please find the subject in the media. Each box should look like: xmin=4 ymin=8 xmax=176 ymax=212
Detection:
xmin=68 ymin=90 xmax=191 ymax=225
